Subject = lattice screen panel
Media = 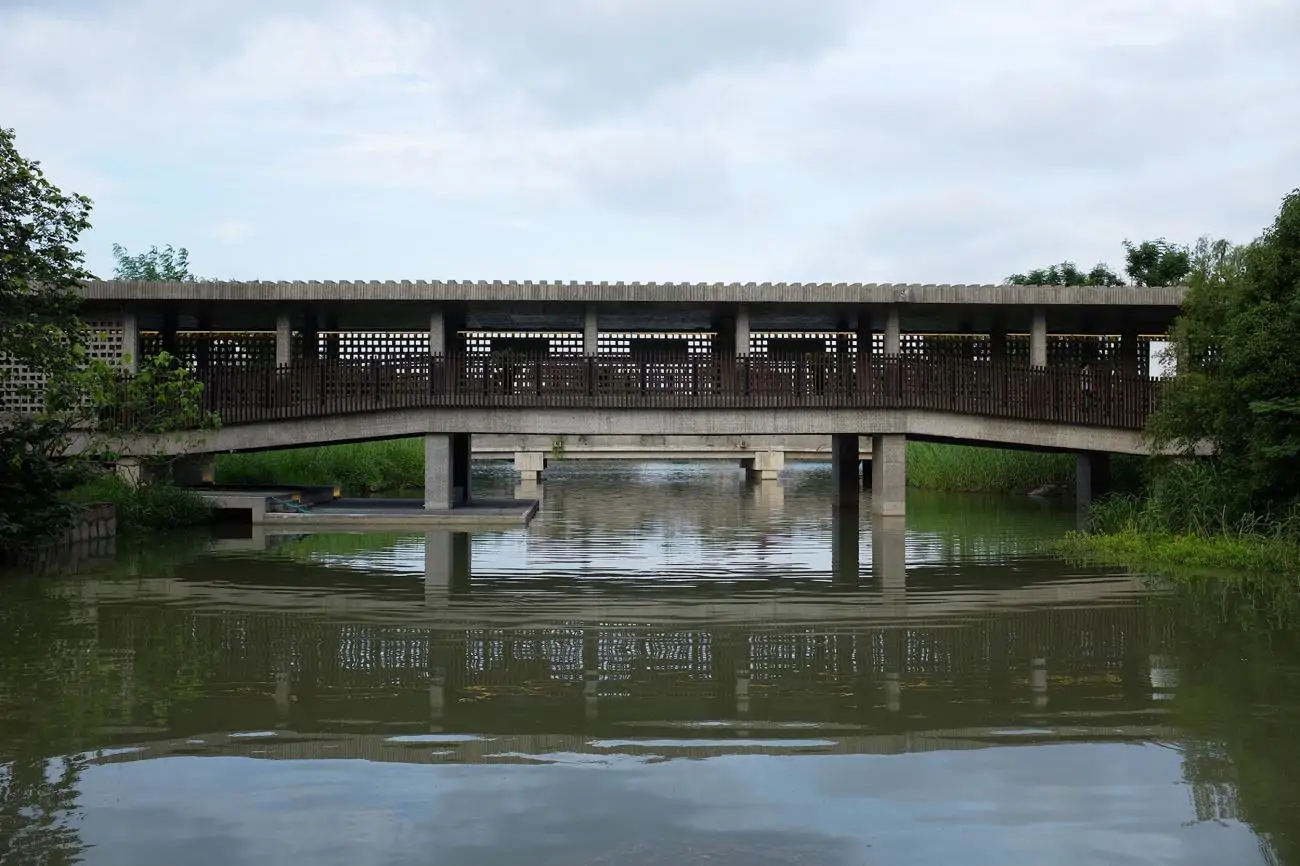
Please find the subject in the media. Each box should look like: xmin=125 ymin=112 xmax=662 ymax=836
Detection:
xmin=1 ymin=317 xmax=126 ymax=415
xmin=463 ymin=331 xmax=586 ymax=356
xmin=597 ymin=332 xmax=714 ymax=356
xmin=140 ymin=332 xmax=278 ymax=368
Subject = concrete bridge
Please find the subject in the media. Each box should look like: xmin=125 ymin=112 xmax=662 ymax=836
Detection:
xmin=29 ymin=279 xmax=1185 ymax=515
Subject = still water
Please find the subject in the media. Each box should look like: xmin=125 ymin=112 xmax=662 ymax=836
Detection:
xmin=3 ymin=463 xmax=1300 ymax=865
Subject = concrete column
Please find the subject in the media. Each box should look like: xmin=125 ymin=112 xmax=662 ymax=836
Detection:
xmin=514 ymin=451 xmax=546 ymax=483
xmin=1076 ymin=452 xmax=1112 ymax=508
xmin=831 ymin=433 xmax=860 ymax=504
xmin=452 ymin=432 xmax=472 ymax=504
xmin=583 ymin=305 xmax=599 ymax=355
xmin=1120 ymin=331 xmax=1143 ymax=377
xmin=749 ymin=449 xmax=784 ymax=481
xmin=429 ymin=308 xmax=447 ymax=355
xmin=301 ymin=307 xmax=319 ymax=361
xmin=161 ymin=306 xmax=180 ymax=358
xmin=875 ymin=306 xmax=901 ymax=355
xmin=1030 ymin=307 xmax=1047 ymax=368
xmin=121 ymin=311 xmax=140 ymax=373
xmin=735 ymin=304 xmax=751 ymax=356
xmin=275 ymin=312 xmax=292 ymax=366
xmin=424 ymin=434 xmax=454 ymax=510
xmin=115 ymin=458 xmax=142 ymax=487
xmin=990 ymin=327 xmax=1008 ymax=362
xmin=870 ymin=434 xmax=906 ymax=516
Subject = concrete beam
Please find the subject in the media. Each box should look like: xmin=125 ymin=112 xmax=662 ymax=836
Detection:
xmin=870 ymin=434 xmax=906 ymax=516
xmin=89 ymin=408 xmax=1170 ymax=458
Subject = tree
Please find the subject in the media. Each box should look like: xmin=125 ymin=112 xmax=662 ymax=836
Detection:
xmin=1007 ymin=261 xmax=1124 ymax=287
xmin=1151 ymin=191 xmax=1300 ymax=511
xmin=1 ymin=130 xmax=215 ymax=557
xmin=1123 ymin=238 xmax=1192 ymax=287
xmin=0 ymin=128 xmax=93 ymax=382
xmin=111 ymin=243 xmax=194 ymax=281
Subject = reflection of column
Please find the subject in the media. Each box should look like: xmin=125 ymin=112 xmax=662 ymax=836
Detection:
xmin=582 ymin=630 xmax=600 ymax=722
xmin=425 ymin=532 xmax=471 ymax=600
xmin=752 ymin=477 xmax=784 ymax=515
xmin=1030 ymin=657 xmax=1048 ymax=710
xmin=1149 ymin=654 xmax=1178 ymax=701
xmin=429 ymin=665 xmax=446 ymax=723
xmin=831 ymin=506 xmax=861 ymax=587
xmin=872 ymin=516 xmax=907 ymax=613
xmin=274 ymin=671 xmax=291 ymax=726
xmin=514 ymin=479 xmax=543 ymax=503
xmin=736 ymin=646 xmax=751 ymax=718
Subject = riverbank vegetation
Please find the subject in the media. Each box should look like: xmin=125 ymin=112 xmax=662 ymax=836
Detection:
xmin=65 ymin=476 xmax=212 ymax=535
xmin=1 ymin=127 xmax=214 ymax=561
xmin=1062 ymin=188 xmax=1300 ymax=576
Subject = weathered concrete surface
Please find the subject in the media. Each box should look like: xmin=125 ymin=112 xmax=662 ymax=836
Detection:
xmin=474 ymin=434 xmax=876 ymax=461
xmin=80 ymin=279 xmax=1187 ymax=307
xmin=83 ymin=407 xmax=1160 ymax=458
xmin=266 ymin=499 xmax=537 ymax=529
xmin=871 ymin=434 xmax=907 ymax=516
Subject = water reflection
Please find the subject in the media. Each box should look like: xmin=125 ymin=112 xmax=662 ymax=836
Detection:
xmin=1 ymin=464 xmax=1298 ymax=864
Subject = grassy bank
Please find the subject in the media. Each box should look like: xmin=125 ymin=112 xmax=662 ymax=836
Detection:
xmin=65 ymin=475 xmax=212 ymax=534
xmin=217 ymin=438 xmax=1083 ymax=496
xmin=1055 ymin=528 xmax=1300 ymax=576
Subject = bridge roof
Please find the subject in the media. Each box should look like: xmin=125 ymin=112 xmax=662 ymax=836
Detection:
xmin=81 ymin=279 xmax=1187 ymax=306
xmin=79 ymin=280 xmax=1187 ymax=334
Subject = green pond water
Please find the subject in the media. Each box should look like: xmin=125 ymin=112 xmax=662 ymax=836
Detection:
xmin=2 ymin=462 xmax=1299 ymax=865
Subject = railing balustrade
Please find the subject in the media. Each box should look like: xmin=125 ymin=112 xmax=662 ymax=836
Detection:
xmin=103 ymin=350 xmax=1160 ymax=431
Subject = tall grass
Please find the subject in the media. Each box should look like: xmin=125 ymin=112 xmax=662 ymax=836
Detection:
xmin=66 ymin=475 xmax=212 ymax=533
xmin=1058 ymin=461 xmax=1300 ymax=575
xmin=906 ymin=442 xmax=1074 ymax=493
xmin=216 ymin=439 xmax=425 ymax=494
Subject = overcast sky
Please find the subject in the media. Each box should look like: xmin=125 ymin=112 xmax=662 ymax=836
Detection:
xmin=2 ymin=0 xmax=1297 ymax=283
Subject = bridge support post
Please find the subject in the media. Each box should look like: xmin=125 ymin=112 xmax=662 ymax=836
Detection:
xmin=172 ymin=454 xmax=216 ymax=486
xmin=748 ymin=449 xmax=784 ymax=481
xmin=870 ymin=434 xmax=906 ymax=516
xmin=275 ymin=312 xmax=292 ymax=366
xmin=831 ymin=433 xmax=860 ymax=504
xmin=121 ymin=311 xmax=139 ymax=373
xmin=1075 ymin=452 xmax=1112 ymax=508
xmin=1030 ymin=307 xmax=1047 ymax=367
xmin=514 ymin=450 xmax=546 ymax=483
xmin=425 ymin=433 xmax=473 ymax=509
xmin=583 ymin=305 xmax=599 ymax=355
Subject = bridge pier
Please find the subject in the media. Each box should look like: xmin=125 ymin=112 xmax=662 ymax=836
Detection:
xmin=870 ymin=434 xmax=906 ymax=516
xmin=831 ymin=433 xmax=860 ymax=504
xmin=1075 ymin=451 xmax=1112 ymax=508
xmin=424 ymin=433 xmax=473 ymax=510
xmin=513 ymin=451 xmax=546 ymax=483
xmin=744 ymin=449 xmax=784 ymax=481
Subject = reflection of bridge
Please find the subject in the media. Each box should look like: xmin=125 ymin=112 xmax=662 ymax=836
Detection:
xmin=73 ymin=542 xmax=1176 ymax=762
xmin=50 ymin=280 xmax=1184 ymax=514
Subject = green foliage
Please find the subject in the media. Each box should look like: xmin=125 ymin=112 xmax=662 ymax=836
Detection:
xmin=0 ymin=419 xmax=92 ymax=550
xmin=111 ymin=242 xmax=195 ymax=281
xmin=1122 ymin=237 xmax=1192 ymax=287
xmin=1152 ymin=191 xmax=1300 ymax=512
xmin=1006 ymin=261 xmax=1124 ymax=287
xmin=0 ymin=127 xmax=93 ymax=384
xmin=82 ymin=350 xmax=219 ymax=434
xmin=65 ymin=475 xmax=212 ymax=534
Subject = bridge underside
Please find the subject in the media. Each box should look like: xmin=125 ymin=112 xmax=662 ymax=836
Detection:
xmin=104 ymin=407 xmax=1150 ymax=458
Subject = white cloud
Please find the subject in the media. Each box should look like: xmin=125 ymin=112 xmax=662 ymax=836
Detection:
xmin=1 ymin=0 xmax=1296 ymax=281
